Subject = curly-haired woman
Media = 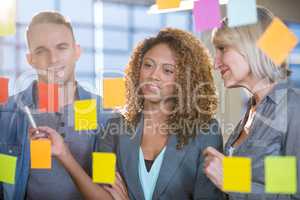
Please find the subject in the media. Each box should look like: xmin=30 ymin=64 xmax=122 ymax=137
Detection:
xmin=30 ymin=28 xmax=224 ymax=200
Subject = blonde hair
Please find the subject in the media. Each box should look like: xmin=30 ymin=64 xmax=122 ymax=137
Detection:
xmin=212 ymin=6 xmax=290 ymax=82
xmin=26 ymin=11 xmax=75 ymax=47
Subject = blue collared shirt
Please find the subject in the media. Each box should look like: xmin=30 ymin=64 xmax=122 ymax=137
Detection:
xmin=0 ymin=81 xmax=109 ymax=200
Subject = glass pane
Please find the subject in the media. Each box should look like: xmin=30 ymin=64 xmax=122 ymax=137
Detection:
xmin=133 ymin=6 xmax=161 ymax=29
xmin=17 ymin=0 xmax=55 ymax=23
xmin=76 ymin=52 xmax=95 ymax=74
xmin=74 ymin=28 xmax=94 ymax=48
xmin=60 ymin=0 xmax=93 ymax=23
xmin=103 ymin=2 xmax=129 ymax=28
xmin=0 ymin=45 xmax=16 ymax=72
xmin=103 ymin=30 xmax=129 ymax=51
xmin=165 ymin=12 xmax=190 ymax=30
xmin=103 ymin=54 xmax=129 ymax=72
xmin=133 ymin=32 xmax=155 ymax=48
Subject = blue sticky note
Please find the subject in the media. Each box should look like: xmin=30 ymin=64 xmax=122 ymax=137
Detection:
xmin=227 ymin=0 xmax=257 ymax=27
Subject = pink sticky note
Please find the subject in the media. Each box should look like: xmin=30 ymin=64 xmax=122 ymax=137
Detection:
xmin=193 ymin=0 xmax=221 ymax=32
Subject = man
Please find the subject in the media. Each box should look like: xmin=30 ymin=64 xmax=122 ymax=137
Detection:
xmin=0 ymin=11 xmax=106 ymax=200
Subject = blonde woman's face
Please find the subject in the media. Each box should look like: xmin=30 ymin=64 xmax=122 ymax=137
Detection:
xmin=214 ymin=45 xmax=251 ymax=88
xmin=139 ymin=43 xmax=176 ymax=103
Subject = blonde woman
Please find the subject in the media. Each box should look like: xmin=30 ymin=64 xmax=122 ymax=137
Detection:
xmin=203 ymin=6 xmax=300 ymax=200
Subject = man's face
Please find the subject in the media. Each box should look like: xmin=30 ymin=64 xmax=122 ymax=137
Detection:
xmin=26 ymin=23 xmax=81 ymax=84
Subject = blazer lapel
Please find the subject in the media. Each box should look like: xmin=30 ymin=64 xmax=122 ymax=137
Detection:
xmin=119 ymin=116 xmax=145 ymax=200
xmin=152 ymin=134 xmax=190 ymax=199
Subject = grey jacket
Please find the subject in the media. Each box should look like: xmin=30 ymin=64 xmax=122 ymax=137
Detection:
xmin=225 ymin=80 xmax=300 ymax=200
xmin=98 ymin=113 xmax=224 ymax=200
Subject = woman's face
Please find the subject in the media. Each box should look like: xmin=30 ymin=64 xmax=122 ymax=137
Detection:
xmin=139 ymin=43 xmax=176 ymax=103
xmin=214 ymin=45 xmax=251 ymax=88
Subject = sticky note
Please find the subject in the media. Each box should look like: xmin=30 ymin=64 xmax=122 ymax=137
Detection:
xmin=0 ymin=153 xmax=17 ymax=184
xmin=30 ymin=139 xmax=52 ymax=169
xmin=257 ymin=17 xmax=299 ymax=65
xmin=223 ymin=157 xmax=252 ymax=193
xmin=92 ymin=152 xmax=116 ymax=184
xmin=103 ymin=78 xmax=126 ymax=109
xmin=37 ymin=82 xmax=59 ymax=112
xmin=0 ymin=0 xmax=16 ymax=36
xmin=0 ymin=77 xmax=9 ymax=105
xmin=265 ymin=156 xmax=297 ymax=194
xmin=74 ymin=99 xmax=98 ymax=131
xmin=193 ymin=0 xmax=221 ymax=32
xmin=227 ymin=0 xmax=257 ymax=27
xmin=156 ymin=0 xmax=180 ymax=9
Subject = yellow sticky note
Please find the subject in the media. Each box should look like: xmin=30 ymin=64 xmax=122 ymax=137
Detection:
xmin=103 ymin=78 xmax=126 ymax=109
xmin=156 ymin=0 xmax=181 ymax=9
xmin=92 ymin=152 xmax=116 ymax=184
xmin=223 ymin=157 xmax=252 ymax=193
xmin=265 ymin=156 xmax=297 ymax=194
xmin=257 ymin=17 xmax=298 ymax=65
xmin=74 ymin=99 xmax=98 ymax=131
xmin=0 ymin=153 xmax=17 ymax=184
xmin=0 ymin=0 xmax=16 ymax=36
xmin=30 ymin=139 xmax=52 ymax=169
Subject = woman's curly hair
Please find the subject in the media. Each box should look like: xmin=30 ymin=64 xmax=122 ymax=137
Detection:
xmin=123 ymin=27 xmax=218 ymax=149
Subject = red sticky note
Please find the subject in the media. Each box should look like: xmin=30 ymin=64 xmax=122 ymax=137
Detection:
xmin=193 ymin=0 xmax=221 ymax=32
xmin=0 ymin=77 xmax=9 ymax=105
xmin=37 ymin=82 xmax=59 ymax=112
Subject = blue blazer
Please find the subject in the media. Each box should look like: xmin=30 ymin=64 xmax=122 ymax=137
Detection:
xmin=98 ymin=113 xmax=224 ymax=200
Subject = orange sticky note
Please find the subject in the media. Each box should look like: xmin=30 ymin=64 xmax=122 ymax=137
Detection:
xmin=92 ymin=152 xmax=116 ymax=184
xmin=156 ymin=0 xmax=180 ymax=9
xmin=257 ymin=17 xmax=299 ymax=65
xmin=37 ymin=82 xmax=59 ymax=112
xmin=0 ymin=153 xmax=17 ymax=184
xmin=223 ymin=157 xmax=252 ymax=193
xmin=74 ymin=99 xmax=98 ymax=131
xmin=30 ymin=139 xmax=52 ymax=169
xmin=103 ymin=78 xmax=126 ymax=109
xmin=0 ymin=0 xmax=16 ymax=36
xmin=0 ymin=77 xmax=9 ymax=105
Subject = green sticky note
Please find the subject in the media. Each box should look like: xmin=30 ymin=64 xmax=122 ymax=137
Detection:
xmin=265 ymin=156 xmax=297 ymax=194
xmin=74 ymin=99 xmax=98 ymax=131
xmin=0 ymin=153 xmax=17 ymax=184
xmin=0 ymin=0 xmax=16 ymax=36
xmin=92 ymin=152 xmax=116 ymax=184
xmin=223 ymin=157 xmax=252 ymax=193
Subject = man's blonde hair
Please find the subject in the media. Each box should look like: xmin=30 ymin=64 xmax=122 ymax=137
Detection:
xmin=212 ymin=6 xmax=290 ymax=83
xmin=26 ymin=11 xmax=75 ymax=47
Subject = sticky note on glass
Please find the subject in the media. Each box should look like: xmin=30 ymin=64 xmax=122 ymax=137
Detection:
xmin=193 ymin=0 xmax=221 ymax=32
xmin=257 ymin=17 xmax=299 ymax=65
xmin=0 ymin=77 xmax=9 ymax=105
xmin=30 ymin=139 xmax=52 ymax=169
xmin=0 ymin=0 xmax=16 ymax=36
xmin=0 ymin=153 xmax=17 ymax=184
xmin=265 ymin=156 xmax=297 ymax=194
xmin=103 ymin=78 xmax=126 ymax=109
xmin=156 ymin=0 xmax=180 ymax=9
xmin=227 ymin=0 xmax=257 ymax=27
xmin=74 ymin=99 xmax=98 ymax=131
xmin=223 ymin=157 xmax=252 ymax=193
xmin=38 ymin=82 xmax=59 ymax=112
xmin=92 ymin=152 xmax=116 ymax=184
